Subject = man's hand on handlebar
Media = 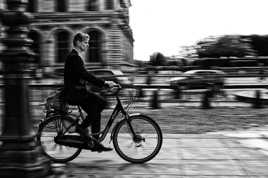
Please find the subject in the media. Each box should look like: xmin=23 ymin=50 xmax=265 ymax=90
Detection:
xmin=104 ymin=81 xmax=118 ymax=88
xmin=103 ymin=81 xmax=121 ymax=95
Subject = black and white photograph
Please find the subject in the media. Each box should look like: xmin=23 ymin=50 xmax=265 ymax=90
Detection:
xmin=0 ymin=0 xmax=268 ymax=177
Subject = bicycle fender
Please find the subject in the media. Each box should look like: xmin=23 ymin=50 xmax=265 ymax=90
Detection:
xmin=128 ymin=113 xmax=142 ymax=117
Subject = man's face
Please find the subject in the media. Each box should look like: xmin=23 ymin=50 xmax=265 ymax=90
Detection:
xmin=78 ymin=38 xmax=89 ymax=52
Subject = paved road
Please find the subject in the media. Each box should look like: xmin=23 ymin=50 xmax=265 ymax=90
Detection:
xmin=41 ymin=123 xmax=268 ymax=177
xmin=43 ymin=105 xmax=268 ymax=177
xmin=56 ymin=127 xmax=268 ymax=177
xmin=3 ymin=98 xmax=268 ymax=177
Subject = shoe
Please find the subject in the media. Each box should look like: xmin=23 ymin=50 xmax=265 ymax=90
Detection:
xmin=91 ymin=142 xmax=113 ymax=152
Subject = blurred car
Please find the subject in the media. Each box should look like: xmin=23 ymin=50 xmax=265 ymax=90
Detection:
xmin=154 ymin=70 xmax=183 ymax=84
xmin=169 ymin=70 xmax=225 ymax=89
xmin=88 ymin=69 xmax=131 ymax=86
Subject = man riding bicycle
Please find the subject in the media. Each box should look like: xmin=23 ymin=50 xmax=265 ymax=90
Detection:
xmin=64 ymin=32 xmax=116 ymax=152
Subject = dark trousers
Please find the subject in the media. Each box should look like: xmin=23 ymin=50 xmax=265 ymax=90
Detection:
xmin=78 ymin=92 xmax=107 ymax=138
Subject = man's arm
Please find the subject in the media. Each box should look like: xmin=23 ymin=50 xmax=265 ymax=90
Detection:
xmin=72 ymin=55 xmax=105 ymax=87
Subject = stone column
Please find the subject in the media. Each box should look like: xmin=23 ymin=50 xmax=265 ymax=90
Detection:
xmin=0 ymin=0 xmax=51 ymax=177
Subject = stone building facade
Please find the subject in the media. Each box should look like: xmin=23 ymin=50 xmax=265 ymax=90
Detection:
xmin=0 ymin=0 xmax=134 ymax=70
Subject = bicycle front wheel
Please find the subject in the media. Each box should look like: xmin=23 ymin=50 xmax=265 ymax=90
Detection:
xmin=37 ymin=115 xmax=82 ymax=163
xmin=113 ymin=114 xmax=163 ymax=163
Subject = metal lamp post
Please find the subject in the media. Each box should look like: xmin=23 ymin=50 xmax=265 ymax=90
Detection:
xmin=0 ymin=0 xmax=51 ymax=177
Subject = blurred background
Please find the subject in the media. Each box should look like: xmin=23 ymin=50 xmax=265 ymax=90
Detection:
xmin=1 ymin=1 xmax=268 ymax=177
xmin=0 ymin=0 xmax=268 ymax=122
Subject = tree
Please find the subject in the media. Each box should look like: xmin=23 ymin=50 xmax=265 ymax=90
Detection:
xmin=179 ymin=45 xmax=198 ymax=58
xmin=196 ymin=35 xmax=256 ymax=58
xmin=246 ymin=35 xmax=268 ymax=56
xmin=149 ymin=52 xmax=167 ymax=66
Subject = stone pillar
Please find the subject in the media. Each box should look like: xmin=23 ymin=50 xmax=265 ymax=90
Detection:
xmin=0 ymin=0 xmax=51 ymax=177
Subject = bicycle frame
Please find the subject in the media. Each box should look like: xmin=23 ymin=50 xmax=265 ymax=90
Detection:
xmin=97 ymin=95 xmax=135 ymax=143
xmin=64 ymin=92 xmax=136 ymax=143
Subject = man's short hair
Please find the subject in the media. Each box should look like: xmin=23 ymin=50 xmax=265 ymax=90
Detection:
xmin=73 ymin=32 xmax=90 ymax=47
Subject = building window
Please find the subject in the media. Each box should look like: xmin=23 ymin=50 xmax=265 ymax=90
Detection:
xmin=56 ymin=0 xmax=68 ymax=12
xmin=87 ymin=0 xmax=98 ymax=11
xmin=105 ymin=0 xmax=114 ymax=10
xmin=119 ymin=0 xmax=127 ymax=8
xmin=55 ymin=30 xmax=71 ymax=63
xmin=28 ymin=30 xmax=41 ymax=64
xmin=27 ymin=0 xmax=37 ymax=12
xmin=86 ymin=30 xmax=102 ymax=63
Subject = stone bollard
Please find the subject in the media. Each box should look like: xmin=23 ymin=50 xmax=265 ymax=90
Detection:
xmin=150 ymin=89 xmax=160 ymax=109
xmin=138 ymin=87 xmax=144 ymax=98
xmin=146 ymin=75 xmax=152 ymax=85
xmin=174 ymin=87 xmax=182 ymax=99
xmin=253 ymin=90 xmax=263 ymax=108
xmin=201 ymin=89 xmax=213 ymax=109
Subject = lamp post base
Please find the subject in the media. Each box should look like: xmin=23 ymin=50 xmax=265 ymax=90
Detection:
xmin=0 ymin=141 xmax=51 ymax=178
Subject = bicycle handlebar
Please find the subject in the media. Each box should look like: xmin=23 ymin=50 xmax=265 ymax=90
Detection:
xmin=102 ymin=83 xmax=122 ymax=96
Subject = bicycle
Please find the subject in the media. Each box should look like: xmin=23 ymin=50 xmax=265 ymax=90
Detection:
xmin=37 ymin=85 xmax=163 ymax=163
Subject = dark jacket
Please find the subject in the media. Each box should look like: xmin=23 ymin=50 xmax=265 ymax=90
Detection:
xmin=64 ymin=49 xmax=105 ymax=104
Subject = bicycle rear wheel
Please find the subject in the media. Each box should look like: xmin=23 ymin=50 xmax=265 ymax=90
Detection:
xmin=113 ymin=114 xmax=162 ymax=163
xmin=37 ymin=115 xmax=83 ymax=163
